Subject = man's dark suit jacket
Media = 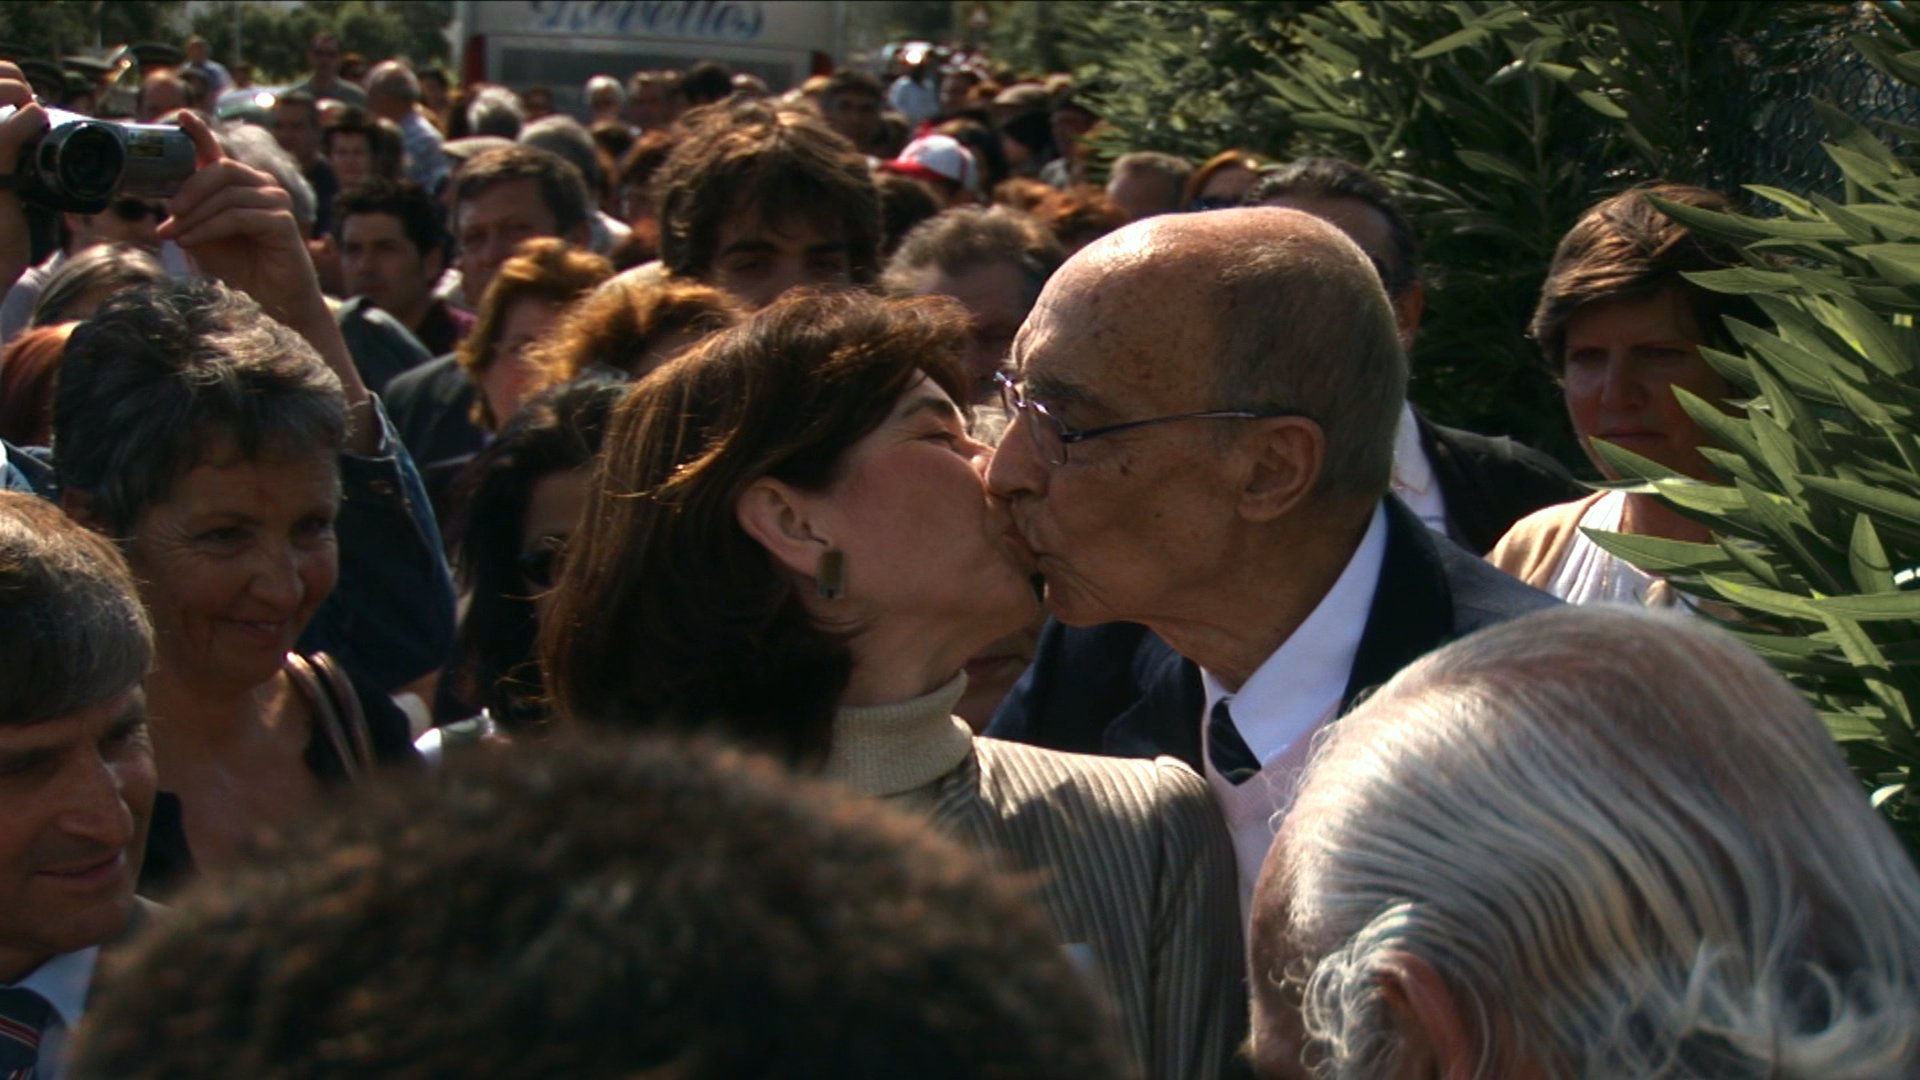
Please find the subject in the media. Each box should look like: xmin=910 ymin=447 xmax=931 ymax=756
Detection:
xmin=384 ymin=353 xmax=486 ymax=530
xmin=1416 ymin=412 xmax=1584 ymax=555
xmin=987 ymin=498 xmax=1559 ymax=772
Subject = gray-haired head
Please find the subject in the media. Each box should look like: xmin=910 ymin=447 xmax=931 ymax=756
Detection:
xmin=520 ymin=114 xmax=602 ymax=192
xmin=52 ymin=279 xmax=347 ymax=537
xmin=882 ymin=205 xmax=1064 ymax=312
xmin=367 ymin=60 xmax=421 ymax=104
xmin=29 ymin=243 xmax=165 ymax=328
xmin=584 ymin=74 xmax=625 ymax=109
xmin=217 ymin=120 xmax=317 ymax=235
xmin=0 ymin=491 xmax=152 ymax=726
xmin=1254 ymin=605 xmax=1920 ymax=1079
xmin=466 ymin=86 xmax=525 ymax=140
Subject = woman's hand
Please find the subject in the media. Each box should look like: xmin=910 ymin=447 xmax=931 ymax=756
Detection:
xmin=159 ymin=111 xmax=377 ymax=453
xmin=159 ymin=111 xmax=328 ymax=329
xmin=0 ymin=62 xmax=45 ymax=298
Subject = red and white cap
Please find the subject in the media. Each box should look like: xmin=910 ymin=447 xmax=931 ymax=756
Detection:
xmin=882 ymin=134 xmax=980 ymax=196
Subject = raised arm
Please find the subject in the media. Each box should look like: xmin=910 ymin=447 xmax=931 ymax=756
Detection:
xmin=0 ymin=64 xmax=46 ymax=300
xmin=159 ymin=111 xmax=379 ymax=456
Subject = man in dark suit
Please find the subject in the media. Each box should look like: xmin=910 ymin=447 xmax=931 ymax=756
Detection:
xmin=0 ymin=493 xmax=159 ymax=1077
xmin=1247 ymin=157 xmax=1581 ymax=554
xmin=986 ymin=207 xmax=1556 ymax=906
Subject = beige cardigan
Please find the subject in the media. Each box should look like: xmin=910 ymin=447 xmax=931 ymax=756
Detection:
xmin=825 ymin=676 xmax=1245 ymax=1080
xmin=1486 ymin=492 xmax=1606 ymax=590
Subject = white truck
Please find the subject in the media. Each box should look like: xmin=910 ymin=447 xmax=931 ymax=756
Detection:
xmin=451 ymin=0 xmax=846 ymax=114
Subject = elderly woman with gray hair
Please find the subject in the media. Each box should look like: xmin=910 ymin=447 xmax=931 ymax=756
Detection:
xmin=1249 ymin=606 xmax=1920 ymax=1079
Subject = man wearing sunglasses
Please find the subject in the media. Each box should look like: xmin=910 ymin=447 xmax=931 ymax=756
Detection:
xmin=0 ymin=197 xmax=166 ymax=346
xmin=986 ymin=207 xmax=1556 ymax=910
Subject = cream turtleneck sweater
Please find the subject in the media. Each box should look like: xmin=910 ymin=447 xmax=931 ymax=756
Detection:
xmin=821 ymin=673 xmax=974 ymax=798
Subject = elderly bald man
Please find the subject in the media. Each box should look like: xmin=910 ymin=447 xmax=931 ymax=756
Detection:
xmin=987 ymin=208 xmax=1555 ymax=906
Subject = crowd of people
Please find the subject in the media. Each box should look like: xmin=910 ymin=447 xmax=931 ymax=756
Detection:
xmin=1 ymin=29 xmax=1917 ymax=1079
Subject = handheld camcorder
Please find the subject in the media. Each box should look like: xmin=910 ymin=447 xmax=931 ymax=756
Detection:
xmin=0 ymin=107 xmax=195 ymax=214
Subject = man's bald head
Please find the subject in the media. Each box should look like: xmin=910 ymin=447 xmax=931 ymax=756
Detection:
xmin=1042 ymin=208 xmax=1406 ymax=499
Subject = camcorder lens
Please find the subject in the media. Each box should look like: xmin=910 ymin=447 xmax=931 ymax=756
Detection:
xmin=50 ymin=125 xmax=124 ymax=203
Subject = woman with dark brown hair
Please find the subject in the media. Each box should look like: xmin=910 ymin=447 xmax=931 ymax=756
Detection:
xmin=1490 ymin=183 xmax=1755 ymax=605
xmin=539 ymin=288 xmax=1243 ymax=1080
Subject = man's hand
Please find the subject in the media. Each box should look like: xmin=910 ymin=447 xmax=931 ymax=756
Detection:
xmin=0 ymin=61 xmax=45 ymax=298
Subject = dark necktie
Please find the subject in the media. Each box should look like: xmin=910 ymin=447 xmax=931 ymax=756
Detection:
xmin=0 ymin=986 xmax=50 ymax=1080
xmin=1208 ymin=698 xmax=1263 ymax=785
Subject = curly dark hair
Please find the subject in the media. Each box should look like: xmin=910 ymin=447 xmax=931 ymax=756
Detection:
xmin=652 ymin=98 xmax=880 ymax=287
xmin=537 ymin=288 xmax=968 ymax=763
xmin=69 ymin=736 xmax=1133 ymax=1078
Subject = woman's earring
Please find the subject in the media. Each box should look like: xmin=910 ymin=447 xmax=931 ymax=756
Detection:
xmin=816 ymin=549 xmax=846 ymax=600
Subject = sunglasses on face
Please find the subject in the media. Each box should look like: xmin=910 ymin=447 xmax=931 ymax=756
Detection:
xmin=109 ymin=199 xmax=166 ymax=223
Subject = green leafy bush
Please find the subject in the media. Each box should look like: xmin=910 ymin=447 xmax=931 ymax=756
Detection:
xmin=1586 ymin=108 xmax=1920 ymax=850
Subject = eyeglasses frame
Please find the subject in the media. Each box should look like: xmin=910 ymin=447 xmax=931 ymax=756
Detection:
xmin=995 ymin=371 xmax=1307 ymax=467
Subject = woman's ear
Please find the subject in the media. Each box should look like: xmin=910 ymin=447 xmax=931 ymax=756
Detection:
xmin=736 ymin=477 xmax=828 ymax=577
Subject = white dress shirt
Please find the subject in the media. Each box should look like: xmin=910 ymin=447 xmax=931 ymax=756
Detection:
xmin=6 ymin=946 xmax=98 ymax=1080
xmin=1200 ymin=503 xmax=1388 ymax=913
xmin=1390 ymin=402 xmax=1449 ymax=536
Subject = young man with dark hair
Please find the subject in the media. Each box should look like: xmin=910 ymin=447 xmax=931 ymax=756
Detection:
xmin=820 ymin=69 xmax=886 ymax=156
xmin=293 ymin=31 xmax=366 ymax=106
xmin=651 ymin=98 xmax=879 ymax=310
xmin=337 ymin=178 xmax=471 ymax=358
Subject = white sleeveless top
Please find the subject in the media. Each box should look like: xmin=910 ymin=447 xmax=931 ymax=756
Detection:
xmin=1544 ymin=490 xmax=1674 ymax=607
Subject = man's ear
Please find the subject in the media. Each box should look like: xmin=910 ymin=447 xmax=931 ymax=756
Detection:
xmin=1377 ymin=951 xmax=1479 ymax=1080
xmin=424 ymin=244 xmax=446 ymax=283
xmin=1239 ymin=416 xmax=1323 ymax=523
xmin=735 ymin=477 xmax=828 ymax=577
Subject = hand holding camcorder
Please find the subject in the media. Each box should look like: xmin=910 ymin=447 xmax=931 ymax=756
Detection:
xmin=0 ymin=106 xmax=195 ymax=213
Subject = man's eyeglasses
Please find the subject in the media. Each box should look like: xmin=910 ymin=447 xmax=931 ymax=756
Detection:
xmin=995 ymin=372 xmax=1304 ymax=467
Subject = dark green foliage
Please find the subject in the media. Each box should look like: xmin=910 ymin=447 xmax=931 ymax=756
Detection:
xmin=1583 ymin=60 xmax=1920 ymax=853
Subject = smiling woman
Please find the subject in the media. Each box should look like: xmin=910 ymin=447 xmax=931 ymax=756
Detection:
xmin=1490 ymin=184 xmax=1756 ymax=607
xmin=51 ymin=280 xmax=420 ymax=896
